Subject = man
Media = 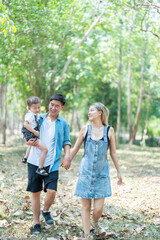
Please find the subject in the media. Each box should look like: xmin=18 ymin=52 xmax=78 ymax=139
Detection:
xmin=26 ymin=93 xmax=71 ymax=235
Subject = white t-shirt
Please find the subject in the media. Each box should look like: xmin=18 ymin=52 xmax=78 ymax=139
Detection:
xmin=25 ymin=110 xmax=39 ymax=129
xmin=27 ymin=118 xmax=56 ymax=167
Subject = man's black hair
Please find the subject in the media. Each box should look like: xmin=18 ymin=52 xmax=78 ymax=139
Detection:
xmin=50 ymin=93 xmax=66 ymax=105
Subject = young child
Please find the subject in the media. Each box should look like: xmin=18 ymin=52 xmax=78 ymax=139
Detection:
xmin=70 ymin=102 xmax=123 ymax=240
xmin=21 ymin=96 xmax=48 ymax=176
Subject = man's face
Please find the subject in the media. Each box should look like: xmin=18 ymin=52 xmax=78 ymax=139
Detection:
xmin=49 ymin=99 xmax=64 ymax=118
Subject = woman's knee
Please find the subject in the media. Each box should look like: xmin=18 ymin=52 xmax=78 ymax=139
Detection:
xmin=82 ymin=203 xmax=91 ymax=212
xmin=93 ymin=206 xmax=103 ymax=216
xmin=81 ymin=199 xmax=91 ymax=213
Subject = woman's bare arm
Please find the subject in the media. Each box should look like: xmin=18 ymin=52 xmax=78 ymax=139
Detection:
xmin=70 ymin=125 xmax=88 ymax=161
xmin=109 ymin=127 xmax=122 ymax=185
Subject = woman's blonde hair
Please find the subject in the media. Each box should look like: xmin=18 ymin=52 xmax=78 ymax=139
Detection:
xmin=91 ymin=102 xmax=109 ymax=125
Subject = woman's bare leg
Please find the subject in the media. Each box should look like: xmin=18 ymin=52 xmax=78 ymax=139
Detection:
xmin=81 ymin=198 xmax=92 ymax=235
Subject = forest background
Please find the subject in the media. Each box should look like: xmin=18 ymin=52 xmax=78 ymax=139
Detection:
xmin=0 ymin=0 xmax=160 ymax=146
xmin=0 ymin=1 xmax=160 ymax=239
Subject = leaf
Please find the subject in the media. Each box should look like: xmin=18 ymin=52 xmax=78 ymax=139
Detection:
xmin=25 ymin=211 xmax=33 ymax=215
xmin=13 ymin=210 xmax=23 ymax=216
xmin=0 ymin=3 xmax=6 ymax=12
xmin=101 ymin=213 xmax=112 ymax=219
xmin=121 ymin=228 xmax=130 ymax=233
xmin=0 ymin=219 xmax=8 ymax=228
xmin=22 ymin=203 xmax=30 ymax=211
xmin=2 ymin=28 xmax=7 ymax=37
xmin=47 ymin=238 xmax=58 ymax=240
xmin=11 ymin=35 xmax=15 ymax=42
xmin=105 ymin=232 xmax=118 ymax=238
xmin=134 ymin=225 xmax=146 ymax=233
xmin=153 ymin=219 xmax=160 ymax=226
xmin=12 ymin=25 xmax=16 ymax=33
xmin=24 ymin=195 xmax=30 ymax=201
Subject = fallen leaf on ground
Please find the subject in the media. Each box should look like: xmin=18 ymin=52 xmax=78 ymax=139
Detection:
xmin=101 ymin=213 xmax=112 ymax=219
xmin=153 ymin=218 xmax=160 ymax=226
xmin=13 ymin=210 xmax=23 ymax=216
xmin=134 ymin=225 xmax=146 ymax=233
xmin=24 ymin=195 xmax=30 ymax=200
xmin=106 ymin=231 xmax=118 ymax=238
xmin=0 ymin=219 xmax=8 ymax=228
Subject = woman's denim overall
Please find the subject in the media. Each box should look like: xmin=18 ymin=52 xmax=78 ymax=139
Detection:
xmin=75 ymin=125 xmax=112 ymax=199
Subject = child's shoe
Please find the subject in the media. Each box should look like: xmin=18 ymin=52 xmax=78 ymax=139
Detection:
xmin=91 ymin=219 xmax=106 ymax=237
xmin=21 ymin=157 xmax=27 ymax=163
xmin=36 ymin=167 xmax=49 ymax=176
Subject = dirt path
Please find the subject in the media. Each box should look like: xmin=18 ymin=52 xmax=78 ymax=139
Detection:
xmin=0 ymin=141 xmax=160 ymax=239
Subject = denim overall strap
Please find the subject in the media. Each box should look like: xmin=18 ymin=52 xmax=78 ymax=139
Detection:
xmin=87 ymin=125 xmax=92 ymax=141
xmin=103 ymin=125 xmax=107 ymax=142
xmin=107 ymin=125 xmax=111 ymax=146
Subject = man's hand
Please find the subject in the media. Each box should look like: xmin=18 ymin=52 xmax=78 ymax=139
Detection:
xmin=61 ymin=155 xmax=71 ymax=170
xmin=25 ymin=138 xmax=38 ymax=146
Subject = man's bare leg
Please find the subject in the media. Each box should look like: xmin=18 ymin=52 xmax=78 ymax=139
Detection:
xmin=43 ymin=189 xmax=56 ymax=211
xmin=42 ymin=189 xmax=56 ymax=225
xmin=32 ymin=191 xmax=41 ymax=224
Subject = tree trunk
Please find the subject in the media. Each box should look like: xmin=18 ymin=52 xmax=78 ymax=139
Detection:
xmin=129 ymin=43 xmax=146 ymax=144
xmin=116 ymin=40 xmax=122 ymax=146
xmin=70 ymin=108 xmax=81 ymax=132
xmin=127 ymin=57 xmax=132 ymax=141
xmin=56 ymin=6 xmax=107 ymax=85
xmin=0 ymin=84 xmax=7 ymax=144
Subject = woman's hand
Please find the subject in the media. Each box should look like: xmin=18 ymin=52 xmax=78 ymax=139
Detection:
xmin=117 ymin=172 xmax=123 ymax=185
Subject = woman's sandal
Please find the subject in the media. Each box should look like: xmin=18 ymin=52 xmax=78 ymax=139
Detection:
xmin=36 ymin=167 xmax=49 ymax=176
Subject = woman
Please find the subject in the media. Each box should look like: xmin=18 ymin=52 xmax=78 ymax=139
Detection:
xmin=70 ymin=102 xmax=122 ymax=240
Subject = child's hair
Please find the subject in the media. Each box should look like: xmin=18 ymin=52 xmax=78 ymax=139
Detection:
xmin=27 ymin=96 xmax=41 ymax=107
xmin=50 ymin=93 xmax=66 ymax=105
xmin=90 ymin=102 xmax=109 ymax=125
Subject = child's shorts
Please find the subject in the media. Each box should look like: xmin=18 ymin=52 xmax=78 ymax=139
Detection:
xmin=21 ymin=126 xmax=39 ymax=142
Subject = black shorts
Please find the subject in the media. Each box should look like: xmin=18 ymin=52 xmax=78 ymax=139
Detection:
xmin=27 ymin=163 xmax=59 ymax=193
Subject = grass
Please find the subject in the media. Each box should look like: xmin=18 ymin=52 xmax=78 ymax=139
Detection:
xmin=0 ymin=138 xmax=160 ymax=239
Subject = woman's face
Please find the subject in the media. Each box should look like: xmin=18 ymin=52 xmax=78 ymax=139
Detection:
xmin=88 ymin=105 xmax=102 ymax=121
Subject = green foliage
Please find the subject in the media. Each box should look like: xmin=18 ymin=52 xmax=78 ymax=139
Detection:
xmin=147 ymin=116 xmax=160 ymax=138
xmin=0 ymin=0 xmax=160 ymax=139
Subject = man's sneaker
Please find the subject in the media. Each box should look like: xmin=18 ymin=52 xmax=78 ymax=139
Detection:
xmin=91 ymin=220 xmax=106 ymax=237
xmin=42 ymin=211 xmax=54 ymax=225
xmin=31 ymin=224 xmax=41 ymax=235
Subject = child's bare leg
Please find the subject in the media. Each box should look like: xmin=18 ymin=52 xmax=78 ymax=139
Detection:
xmin=25 ymin=146 xmax=31 ymax=159
xmin=36 ymin=140 xmax=48 ymax=168
xmin=22 ymin=146 xmax=31 ymax=163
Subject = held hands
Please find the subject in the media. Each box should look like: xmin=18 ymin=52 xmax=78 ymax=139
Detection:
xmin=117 ymin=172 xmax=123 ymax=185
xmin=61 ymin=155 xmax=71 ymax=170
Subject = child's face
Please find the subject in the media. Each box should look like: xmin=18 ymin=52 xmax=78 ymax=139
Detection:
xmin=29 ymin=103 xmax=41 ymax=115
